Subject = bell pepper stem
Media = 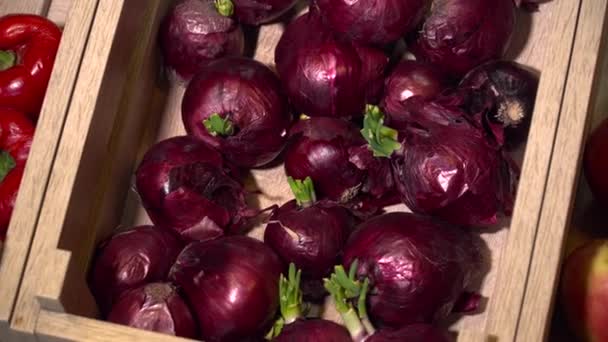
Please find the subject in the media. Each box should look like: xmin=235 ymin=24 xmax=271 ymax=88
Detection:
xmin=0 ymin=50 xmax=16 ymax=71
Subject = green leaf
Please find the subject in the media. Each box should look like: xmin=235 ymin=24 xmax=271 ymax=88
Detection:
xmin=0 ymin=151 xmax=16 ymax=183
xmin=361 ymin=104 xmax=401 ymax=158
xmin=0 ymin=50 xmax=16 ymax=71
xmin=203 ymin=113 xmax=234 ymax=136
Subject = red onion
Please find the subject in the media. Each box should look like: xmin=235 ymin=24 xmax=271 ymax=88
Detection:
xmin=584 ymin=118 xmax=608 ymax=206
xmin=313 ymin=0 xmax=429 ymax=46
xmin=514 ymin=0 xmax=552 ymax=11
xmin=366 ymin=324 xmax=451 ymax=342
xmin=107 ymin=283 xmax=197 ymax=338
xmin=273 ymin=319 xmax=352 ymax=342
xmin=264 ymin=178 xmax=355 ymax=279
xmin=182 ymin=57 xmax=291 ymax=168
xmin=342 ymin=212 xmax=479 ymax=327
xmin=390 ymin=104 xmax=516 ymax=227
xmin=381 ymin=60 xmax=451 ymax=130
xmin=89 ymin=225 xmax=183 ymax=316
xmin=232 ymin=0 xmax=299 ymax=25
xmin=355 ymin=46 xmax=389 ymax=104
xmin=285 ymin=117 xmax=366 ymax=202
xmin=170 ymin=236 xmax=283 ymax=341
xmin=452 ymin=60 xmax=539 ymax=148
xmin=159 ymin=0 xmax=244 ymax=80
xmin=135 ymin=136 xmax=253 ymax=241
xmin=275 ymin=11 xmax=364 ymax=119
xmin=409 ymin=0 xmax=516 ymax=77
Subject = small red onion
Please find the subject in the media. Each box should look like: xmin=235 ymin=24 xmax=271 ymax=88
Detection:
xmin=182 ymin=57 xmax=291 ymax=168
xmin=89 ymin=226 xmax=183 ymax=316
xmin=107 ymin=283 xmax=197 ymax=338
xmin=170 ymin=236 xmax=283 ymax=341
xmin=313 ymin=0 xmax=429 ymax=46
xmin=232 ymin=0 xmax=299 ymax=25
xmin=409 ymin=0 xmax=516 ymax=77
xmin=273 ymin=319 xmax=352 ymax=341
xmin=159 ymin=0 xmax=244 ymax=80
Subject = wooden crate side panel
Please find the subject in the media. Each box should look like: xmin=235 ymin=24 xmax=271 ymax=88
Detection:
xmin=0 ymin=0 xmax=95 ymax=339
xmin=516 ymin=1 xmax=608 ymax=341
xmin=9 ymin=0 xmax=141 ymax=338
xmin=484 ymin=0 xmax=581 ymax=340
xmin=0 ymin=0 xmax=50 ymax=16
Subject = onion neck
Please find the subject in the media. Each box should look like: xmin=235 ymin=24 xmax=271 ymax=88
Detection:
xmin=287 ymin=177 xmax=317 ymax=208
xmin=0 ymin=50 xmax=16 ymax=71
xmin=267 ymin=263 xmax=304 ymax=339
xmin=214 ymin=0 xmax=234 ymax=16
xmin=203 ymin=113 xmax=235 ymax=137
xmin=0 ymin=151 xmax=16 ymax=183
xmin=361 ymin=105 xmax=401 ymax=158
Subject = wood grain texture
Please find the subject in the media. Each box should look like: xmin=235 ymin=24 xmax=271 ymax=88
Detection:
xmin=0 ymin=0 xmax=92 ymax=341
xmin=0 ymin=0 xmax=50 ymax=16
xmin=10 ymin=0 xmax=583 ymax=341
xmin=516 ymin=1 xmax=608 ymax=341
xmin=484 ymin=1 xmax=581 ymax=340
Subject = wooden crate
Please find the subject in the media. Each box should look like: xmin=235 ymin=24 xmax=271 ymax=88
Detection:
xmin=5 ymin=0 xmax=584 ymax=341
xmin=0 ymin=0 xmax=98 ymax=340
xmin=515 ymin=1 xmax=608 ymax=341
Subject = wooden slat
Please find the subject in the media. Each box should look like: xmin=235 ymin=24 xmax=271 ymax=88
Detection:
xmin=484 ymin=1 xmax=581 ymax=340
xmin=515 ymin=1 xmax=608 ymax=341
xmin=0 ymin=0 xmax=50 ymax=16
xmin=0 ymin=0 xmax=94 ymax=341
xmin=457 ymin=330 xmax=497 ymax=342
xmin=46 ymin=0 xmax=70 ymax=26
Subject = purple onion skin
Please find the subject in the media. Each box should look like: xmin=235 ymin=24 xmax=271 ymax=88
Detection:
xmin=343 ymin=212 xmax=478 ymax=327
xmin=107 ymin=283 xmax=197 ymax=338
xmin=314 ymin=0 xmax=429 ymax=46
xmin=272 ymin=319 xmax=352 ymax=342
xmin=285 ymin=117 xmax=366 ymax=202
xmin=182 ymin=57 xmax=291 ymax=168
xmin=367 ymin=324 xmax=452 ymax=342
xmin=381 ymin=60 xmax=450 ymax=130
xmin=392 ymin=107 xmax=515 ymax=227
xmin=89 ymin=226 xmax=183 ymax=316
xmin=232 ymin=0 xmax=299 ymax=25
xmin=170 ymin=236 xmax=283 ymax=342
xmin=275 ymin=11 xmax=365 ymax=119
xmin=135 ymin=136 xmax=251 ymax=241
xmin=355 ymin=46 xmax=389 ymax=104
xmin=457 ymin=60 xmax=539 ymax=148
xmin=264 ymin=200 xmax=354 ymax=279
xmin=409 ymin=0 xmax=516 ymax=77
xmin=159 ymin=0 xmax=244 ymax=80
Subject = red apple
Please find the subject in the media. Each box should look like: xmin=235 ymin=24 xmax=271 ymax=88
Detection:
xmin=561 ymin=240 xmax=608 ymax=341
xmin=584 ymin=118 xmax=608 ymax=206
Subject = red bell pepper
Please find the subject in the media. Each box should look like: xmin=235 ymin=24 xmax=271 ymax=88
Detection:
xmin=0 ymin=108 xmax=34 ymax=240
xmin=0 ymin=14 xmax=61 ymax=121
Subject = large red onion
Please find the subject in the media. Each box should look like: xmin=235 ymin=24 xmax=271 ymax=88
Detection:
xmin=381 ymin=60 xmax=451 ymax=130
xmin=391 ymin=104 xmax=516 ymax=227
xmin=107 ymin=283 xmax=197 ymax=338
xmin=232 ymin=0 xmax=299 ymax=25
xmin=273 ymin=319 xmax=352 ymax=342
xmin=159 ymin=0 xmax=244 ymax=80
xmin=367 ymin=324 xmax=451 ymax=342
xmin=89 ymin=225 xmax=183 ymax=316
xmin=355 ymin=46 xmax=390 ymax=104
xmin=170 ymin=236 xmax=283 ymax=341
xmin=275 ymin=11 xmax=364 ymax=119
xmin=135 ymin=136 xmax=253 ymax=241
xmin=343 ymin=212 xmax=479 ymax=327
xmin=264 ymin=178 xmax=355 ymax=279
xmin=313 ymin=0 xmax=429 ymax=46
xmin=409 ymin=0 xmax=516 ymax=77
xmin=182 ymin=57 xmax=291 ymax=168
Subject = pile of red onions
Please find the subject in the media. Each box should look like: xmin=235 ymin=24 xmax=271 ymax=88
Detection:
xmin=87 ymin=0 xmax=556 ymax=337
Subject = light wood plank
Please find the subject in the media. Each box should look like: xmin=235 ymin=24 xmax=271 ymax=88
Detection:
xmin=516 ymin=1 xmax=608 ymax=341
xmin=0 ymin=0 xmax=93 ymax=341
xmin=484 ymin=1 xmax=581 ymax=340
xmin=0 ymin=0 xmax=50 ymax=16
xmin=46 ymin=0 xmax=70 ymax=26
